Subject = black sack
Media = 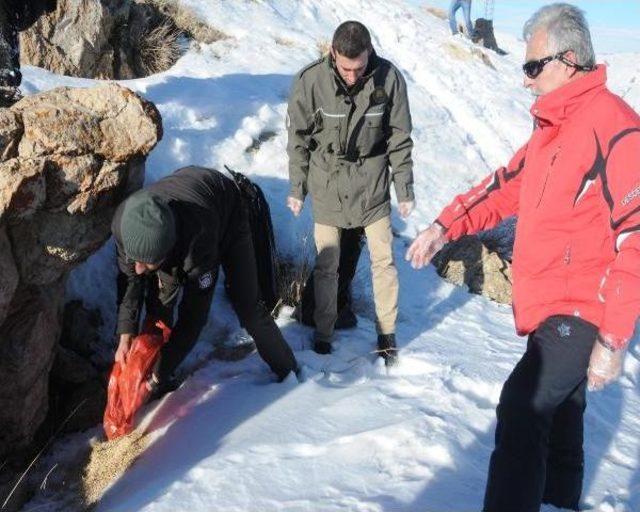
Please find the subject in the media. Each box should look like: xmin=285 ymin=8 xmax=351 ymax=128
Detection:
xmin=226 ymin=167 xmax=279 ymax=313
xmin=473 ymin=18 xmax=507 ymax=55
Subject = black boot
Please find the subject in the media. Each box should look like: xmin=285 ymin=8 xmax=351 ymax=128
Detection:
xmin=334 ymin=305 xmax=357 ymax=329
xmin=275 ymin=362 xmax=301 ymax=382
xmin=146 ymin=372 xmax=181 ymax=403
xmin=377 ymin=334 xmax=398 ymax=366
xmin=313 ymin=340 xmax=332 ymax=355
xmin=313 ymin=331 xmax=331 ymax=355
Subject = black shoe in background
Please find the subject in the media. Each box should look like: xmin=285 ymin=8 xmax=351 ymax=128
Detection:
xmin=146 ymin=373 xmax=181 ymax=403
xmin=377 ymin=334 xmax=398 ymax=367
xmin=334 ymin=306 xmax=357 ymax=329
xmin=276 ymin=363 xmax=300 ymax=382
xmin=293 ymin=303 xmax=358 ymax=330
xmin=313 ymin=339 xmax=332 ymax=355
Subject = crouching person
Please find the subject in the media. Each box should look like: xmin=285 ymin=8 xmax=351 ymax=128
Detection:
xmin=112 ymin=166 xmax=299 ymax=395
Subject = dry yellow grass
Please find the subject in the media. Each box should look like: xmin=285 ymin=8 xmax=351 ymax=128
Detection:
xmin=424 ymin=5 xmax=449 ymax=20
xmin=275 ymin=233 xmax=313 ymax=310
xmin=142 ymin=0 xmax=227 ymax=44
xmin=442 ymin=41 xmax=496 ymax=70
xmin=317 ymin=39 xmax=331 ymax=58
xmin=136 ymin=21 xmax=183 ymax=75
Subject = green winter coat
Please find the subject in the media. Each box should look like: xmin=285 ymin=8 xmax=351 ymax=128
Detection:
xmin=287 ymin=52 xmax=414 ymax=228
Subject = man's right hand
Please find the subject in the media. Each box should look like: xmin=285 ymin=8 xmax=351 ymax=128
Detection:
xmin=287 ymin=196 xmax=304 ymax=216
xmin=115 ymin=333 xmax=134 ymax=364
xmin=405 ymin=223 xmax=448 ymax=269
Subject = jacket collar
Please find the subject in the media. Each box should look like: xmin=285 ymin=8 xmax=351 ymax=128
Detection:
xmin=531 ymin=64 xmax=607 ymax=126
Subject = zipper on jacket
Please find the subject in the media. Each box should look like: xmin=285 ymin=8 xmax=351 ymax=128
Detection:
xmin=343 ymin=96 xmax=357 ymax=158
xmin=536 ymin=172 xmax=550 ymax=208
xmin=563 ymin=243 xmax=571 ymax=302
xmin=536 ymin=145 xmax=561 ymax=208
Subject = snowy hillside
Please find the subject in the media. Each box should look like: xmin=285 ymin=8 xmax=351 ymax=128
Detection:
xmin=21 ymin=0 xmax=640 ymax=511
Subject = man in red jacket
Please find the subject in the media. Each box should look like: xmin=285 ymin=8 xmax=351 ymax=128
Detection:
xmin=406 ymin=4 xmax=639 ymax=512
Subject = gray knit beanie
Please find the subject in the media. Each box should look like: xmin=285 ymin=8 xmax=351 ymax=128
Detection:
xmin=120 ymin=191 xmax=176 ymax=264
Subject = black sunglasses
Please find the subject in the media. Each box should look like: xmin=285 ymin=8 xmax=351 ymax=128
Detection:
xmin=522 ymin=51 xmax=594 ymax=79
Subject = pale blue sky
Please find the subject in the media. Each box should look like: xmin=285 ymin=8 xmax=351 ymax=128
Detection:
xmin=409 ymin=1 xmax=640 ymax=54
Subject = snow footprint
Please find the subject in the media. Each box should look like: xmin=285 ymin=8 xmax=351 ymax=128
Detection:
xmin=446 ymin=372 xmax=501 ymax=410
xmin=215 ymin=104 xmax=286 ymax=167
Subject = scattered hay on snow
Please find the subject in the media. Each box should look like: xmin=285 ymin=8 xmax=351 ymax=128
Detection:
xmin=442 ymin=41 xmax=496 ymax=70
xmin=424 ymin=5 xmax=449 ymax=20
xmin=82 ymin=431 xmax=149 ymax=505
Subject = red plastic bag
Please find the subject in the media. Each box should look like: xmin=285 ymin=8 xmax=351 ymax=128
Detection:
xmin=103 ymin=319 xmax=171 ymax=440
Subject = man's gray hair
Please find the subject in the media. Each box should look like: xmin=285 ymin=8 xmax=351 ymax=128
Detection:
xmin=523 ymin=3 xmax=595 ymax=68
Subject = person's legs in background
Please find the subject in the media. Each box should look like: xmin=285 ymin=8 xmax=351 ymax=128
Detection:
xmin=460 ymin=0 xmax=475 ymax=38
xmin=312 ymin=223 xmax=341 ymax=354
xmin=448 ymin=0 xmax=463 ymax=34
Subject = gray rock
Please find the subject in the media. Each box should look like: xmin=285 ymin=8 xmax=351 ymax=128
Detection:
xmin=0 ymin=226 xmax=18 ymax=326
xmin=14 ymin=84 xmax=163 ymax=161
xmin=0 ymin=158 xmax=47 ymax=222
xmin=60 ymin=300 xmax=104 ymax=360
xmin=0 ymin=83 xmax=161 ymax=459
xmin=20 ymin=0 xmax=132 ymax=79
xmin=0 ymin=281 xmax=64 ymax=457
xmin=51 ymin=345 xmax=99 ymax=385
xmin=60 ymin=379 xmax=107 ymax=434
xmin=18 ymin=0 xmax=214 ymax=79
xmin=0 ymin=110 xmax=23 ymax=161
xmin=434 ymin=235 xmax=513 ymax=305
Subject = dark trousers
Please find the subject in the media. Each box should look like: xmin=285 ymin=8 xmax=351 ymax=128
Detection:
xmin=483 ymin=315 xmax=597 ymax=512
xmin=152 ymin=204 xmax=298 ymax=382
xmin=297 ymin=227 xmax=363 ymax=326
xmin=219 ymin=211 xmax=298 ymax=380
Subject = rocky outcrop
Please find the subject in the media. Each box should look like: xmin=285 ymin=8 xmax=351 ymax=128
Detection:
xmin=0 ymin=83 xmax=161 ymax=458
xmin=0 ymin=281 xmax=66 ymax=459
xmin=50 ymin=301 xmax=109 ymax=435
xmin=434 ymin=235 xmax=513 ymax=304
xmin=20 ymin=0 xmax=135 ymax=79
xmin=19 ymin=0 xmax=224 ymax=79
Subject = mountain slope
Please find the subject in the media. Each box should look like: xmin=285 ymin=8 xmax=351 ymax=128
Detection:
xmin=20 ymin=1 xmax=640 ymax=510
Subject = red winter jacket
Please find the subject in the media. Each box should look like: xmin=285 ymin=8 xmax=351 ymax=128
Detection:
xmin=436 ymin=65 xmax=640 ymax=348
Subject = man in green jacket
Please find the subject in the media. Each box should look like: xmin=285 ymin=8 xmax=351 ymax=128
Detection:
xmin=286 ymin=21 xmax=415 ymax=364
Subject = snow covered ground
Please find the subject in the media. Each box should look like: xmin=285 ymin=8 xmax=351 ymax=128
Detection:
xmin=20 ymin=1 xmax=640 ymax=511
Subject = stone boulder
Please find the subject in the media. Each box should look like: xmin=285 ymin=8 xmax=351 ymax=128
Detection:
xmin=434 ymin=235 xmax=513 ymax=304
xmin=18 ymin=0 xmax=223 ymax=80
xmin=0 ymin=83 xmax=161 ymax=458
xmin=0 ymin=226 xmax=18 ymax=323
xmin=20 ymin=0 xmax=134 ymax=80
xmin=0 ymin=282 xmax=65 ymax=457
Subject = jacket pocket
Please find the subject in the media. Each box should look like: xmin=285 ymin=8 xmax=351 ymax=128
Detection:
xmin=309 ymin=154 xmax=342 ymax=212
xmin=363 ymin=155 xmax=390 ymax=210
xmin=359 ymin=112 xmax=385 ymax=155
xmin=318 ymin=108 xmax=345 ymax=154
